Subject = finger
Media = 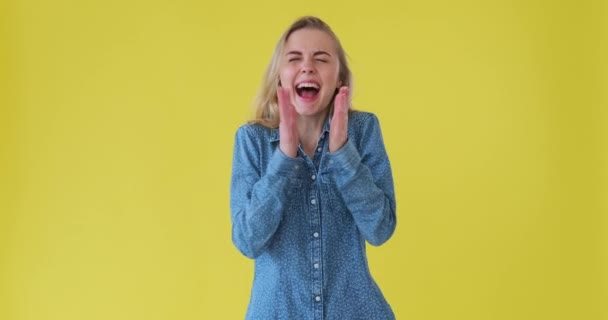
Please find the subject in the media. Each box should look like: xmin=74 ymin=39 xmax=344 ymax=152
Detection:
xmin=334 ymin=86 xmax=350 ymax=113
xmin=277 ymin=87 xmax=299 ymax=157
xmin=330 ymin=87 xmax=349 ymax=152
xmin=277 ymin=87 xmax=289 ymax=115
xmin=278 ymin=87 xmax=295 ymax=126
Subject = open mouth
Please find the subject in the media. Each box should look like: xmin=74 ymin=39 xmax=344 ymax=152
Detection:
xmin=296 ymin=82 xmax=320 ymax=100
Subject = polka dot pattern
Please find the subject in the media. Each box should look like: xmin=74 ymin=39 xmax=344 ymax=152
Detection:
xmin=230 ymin=111 xmax=397 ymax=319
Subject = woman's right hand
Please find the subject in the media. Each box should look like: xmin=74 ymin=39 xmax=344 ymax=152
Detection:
xmin=277 ymin=87 xmax=299 ymax=158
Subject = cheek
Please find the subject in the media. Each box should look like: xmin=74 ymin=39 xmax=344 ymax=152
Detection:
xmin=279 ymin=68 xmax=296 ymax=88
xmin=323 ymin=66 xmax=341 ymax=86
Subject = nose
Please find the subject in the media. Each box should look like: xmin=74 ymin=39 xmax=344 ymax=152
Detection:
xmin=300 ymin=60 xmax=315 ymax=74
xmin=300 ymin=67 xmax=314 ymax=74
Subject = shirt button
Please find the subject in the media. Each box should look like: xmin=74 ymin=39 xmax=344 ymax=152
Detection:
xmin=311 ymin=174 xmax=316 ymax=180
xmin=317 ymin=147 xmax=322 ymax=152
xmin=294 ymin=165 xmax=299 ymax=170
xmin=311 ymin=199 xmax=316 ymax=205
xmin=313 ymin=232 xmax=319 ymax=238
xmin=315 ymin=296 xmax=321 ymax=302
xmin=314 ymin=263 xmax=319 ymax=269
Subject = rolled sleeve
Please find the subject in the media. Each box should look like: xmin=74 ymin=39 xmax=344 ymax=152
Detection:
xmin=322 ymin=139 xmax=360 ymax=175
xmin=267 ymin=147 xmax=306 ymax=178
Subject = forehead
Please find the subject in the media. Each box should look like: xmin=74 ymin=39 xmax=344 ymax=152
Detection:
xmin=284 ymin=28 xmax=337 ymax=53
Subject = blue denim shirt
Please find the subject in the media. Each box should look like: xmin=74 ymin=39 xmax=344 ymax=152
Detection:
xmin=230 ymin=111 xmax=397 ymax=320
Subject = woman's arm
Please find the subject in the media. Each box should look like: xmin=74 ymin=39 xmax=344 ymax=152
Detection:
xmin=321 ymin=113 xmax=397 ymax=245
xmin=230 ymin=125 xmax=304 ymax=258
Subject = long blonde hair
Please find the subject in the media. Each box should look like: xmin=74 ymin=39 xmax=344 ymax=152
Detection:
xmin=250 ymin=16 xmax=353 ymax=128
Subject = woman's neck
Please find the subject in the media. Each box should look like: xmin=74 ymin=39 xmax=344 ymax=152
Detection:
xmin=297 ymin=109 xmax=329 ymax=158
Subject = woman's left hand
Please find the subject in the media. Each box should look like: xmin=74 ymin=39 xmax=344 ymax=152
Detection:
xmin=329 ymin=86 xmax=350 ymax=152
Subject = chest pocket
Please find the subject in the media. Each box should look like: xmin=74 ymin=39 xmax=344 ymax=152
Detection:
xmin=286 ymin=178 xmax=302 ymax=195
xmin=284 ymin=178 xmax=303 ymax=215
xmin=322 ymin=181 xmax=352 ymax=223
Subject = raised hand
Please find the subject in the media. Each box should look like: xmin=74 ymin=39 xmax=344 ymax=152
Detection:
xmin=277 ymin=87 xmax=299 ymax=158
xmin=329 ymin=86 xmax=350 ymax=153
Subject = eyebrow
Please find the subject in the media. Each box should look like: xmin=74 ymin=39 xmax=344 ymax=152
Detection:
xmin=286 ymin=50 xmax=332 ymax=57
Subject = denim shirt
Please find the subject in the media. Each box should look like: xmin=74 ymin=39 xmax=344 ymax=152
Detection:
xmin=230 ymin=111 xmax=397 ymax=320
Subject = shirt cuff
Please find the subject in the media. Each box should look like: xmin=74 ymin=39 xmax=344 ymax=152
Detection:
xmin=266 ymin=147 xmax=306 ymax=178
xmin=322 ymin=139 xmax=361 ymax=174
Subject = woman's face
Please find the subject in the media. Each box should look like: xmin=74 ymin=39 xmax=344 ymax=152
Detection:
xmin=279 ymin=28 xmax=341 ymax=117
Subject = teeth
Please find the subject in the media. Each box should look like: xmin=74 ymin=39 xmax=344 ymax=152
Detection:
xmin=297 ymin=82 xmax=320 ymax=89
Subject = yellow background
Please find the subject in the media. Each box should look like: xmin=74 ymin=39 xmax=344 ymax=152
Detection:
xmin=1 ymin=0 xmax=606 ymax=319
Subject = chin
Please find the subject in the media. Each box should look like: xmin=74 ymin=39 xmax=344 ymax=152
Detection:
xmin=294 ymin=103 xmax=327 ymax=117
xmin=294 ymin=96 xmax=332 ymax=117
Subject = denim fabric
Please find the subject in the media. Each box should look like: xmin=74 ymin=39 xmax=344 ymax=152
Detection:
xmin=230 ymin=111 xmax=397 ymax=320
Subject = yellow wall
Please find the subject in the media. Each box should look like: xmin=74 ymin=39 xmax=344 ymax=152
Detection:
xmin=1 ymin=0 xmax=606 ymax=319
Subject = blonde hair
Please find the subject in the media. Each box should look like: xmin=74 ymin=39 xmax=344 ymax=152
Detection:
xmin=250 ymin=16 xmax=353 ymax=128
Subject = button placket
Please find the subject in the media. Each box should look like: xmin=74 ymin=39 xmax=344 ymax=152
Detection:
xmin=309 ymin=133 xmax=325 ymax=320
xmin=309 ymin=171 xmax=323 ymax=319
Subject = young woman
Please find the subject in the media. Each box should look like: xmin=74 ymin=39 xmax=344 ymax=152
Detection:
xmin=230 ymin=16 xmax=397 ymax=320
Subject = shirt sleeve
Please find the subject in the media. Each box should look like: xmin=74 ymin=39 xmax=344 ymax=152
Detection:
xmin=320 ymin=113 xmax=397 ymax=246
xmin=230 ymin=125 xmax=305 ymax=258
